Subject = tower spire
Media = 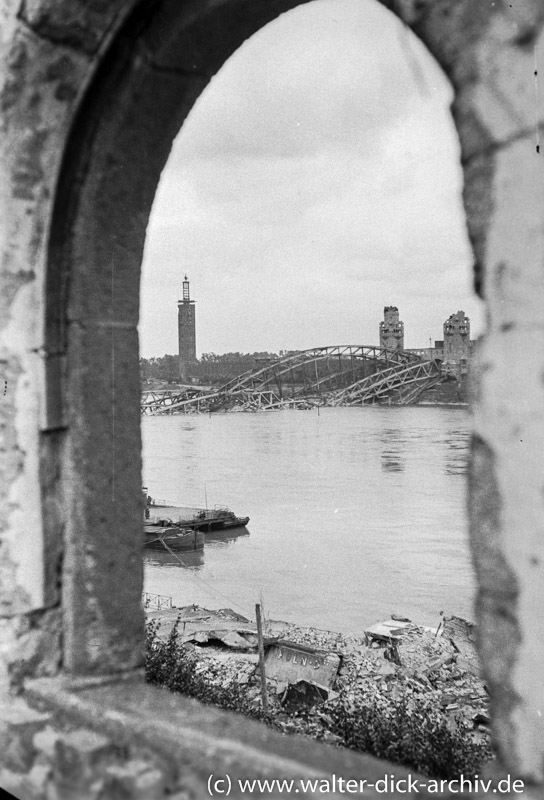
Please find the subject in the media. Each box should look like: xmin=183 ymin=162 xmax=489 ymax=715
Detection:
xmin=178 ymin=275 xmax=196 ymax=381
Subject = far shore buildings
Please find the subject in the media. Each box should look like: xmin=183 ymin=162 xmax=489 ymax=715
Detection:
xmin=382 ymin=307 xmax=474 ymax=376
xmin=177 ymin=290 xmax=473 ymax=383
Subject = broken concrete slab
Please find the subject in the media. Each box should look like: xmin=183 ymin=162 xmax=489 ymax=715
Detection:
xmin=364 ymin=619 xmax=415 ymax=644
xmin=145 ymin=606 xmax=258 ymax=645
xmin=184 ymin=629 xmax=257 ymax=649
xmin=443 ymin=615 xmax=476 ymax=653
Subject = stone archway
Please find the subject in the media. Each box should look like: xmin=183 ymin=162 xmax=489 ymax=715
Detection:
xmin=2 ymin=0 xmax=544 ymax=784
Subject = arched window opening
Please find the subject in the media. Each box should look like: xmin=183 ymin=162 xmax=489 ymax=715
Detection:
xmin=140 ymin=1 xmax=483 ymax=644
xmin=2 ymin=0 xmax=543 ymax=790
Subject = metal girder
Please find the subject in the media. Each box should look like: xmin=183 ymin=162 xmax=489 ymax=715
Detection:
xmin=228 ymin=390 xmax=319 ymax=412
xmin=219 ymin=345 xmax=420 ymax=395
xmin=328 ymin=360 xmax=441 ymax=406
xmin=141 ymin=387 xmax=210 ymax=414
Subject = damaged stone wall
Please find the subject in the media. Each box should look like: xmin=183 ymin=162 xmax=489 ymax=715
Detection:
xmin=0 ymin=698 xmax=170 ymax=800
xmin=1 ymin=0 xmax=543 ymax=795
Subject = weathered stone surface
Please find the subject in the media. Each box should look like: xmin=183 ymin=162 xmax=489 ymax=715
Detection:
xmin=63 ymin=325 xmax=144 ymax=675
xmin=27 ymin=676 xmax=430 ymax=797
xmin=0 ymin=698 xmax=50 ymax=771
xmin=98 ymin=761 xmax=166 ymax=800
xmin=470 ymin=329 xmax=544 ymax=780
xmin=484 ymin=137 xmax=544 ymax=326
xmin=20 ymin=0 xmax=130 ymax=54
xmin=34 ymin=725 xmax=62 ymax=760
xmin=4 ymin=608 xmax=62 ymax=687
xmin=53 ymin=729 xmax=114 ymax=775
xmin=20 ymin=763 xmax=54 ymax=800
xmin=0 ymin=18 xmax=92 ymax=615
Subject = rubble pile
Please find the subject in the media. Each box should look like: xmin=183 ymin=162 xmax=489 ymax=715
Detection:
xmin=146 ymin=607 xmax=493 ymax=775
xmin=261 ymin=615 xmax=488 ymax=744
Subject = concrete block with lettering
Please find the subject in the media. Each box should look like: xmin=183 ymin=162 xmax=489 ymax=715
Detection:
xmin=264 ymin=640 xmax=340 ymax=689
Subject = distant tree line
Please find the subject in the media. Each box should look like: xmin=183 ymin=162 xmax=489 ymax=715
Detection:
xmin=139 ymin=355 xmax=179 ymax=383
xmin=140 ymin=351 xmax=295 ymax=385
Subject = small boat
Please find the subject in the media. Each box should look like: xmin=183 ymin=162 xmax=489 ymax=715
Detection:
xmin=143 ymin=489 xmax=249 ymax=533
xmin=188 ymin=507 xmax=250 ymax=532
xmin=143 ymin=522 xmax=204 ymax=552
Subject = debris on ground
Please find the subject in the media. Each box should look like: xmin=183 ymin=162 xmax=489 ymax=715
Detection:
xmin=146 ymin=606 xmax=489 ymax=750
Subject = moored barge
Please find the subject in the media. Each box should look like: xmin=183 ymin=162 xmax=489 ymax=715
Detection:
xmin=143 ymin=521 xmax=204 ymax=552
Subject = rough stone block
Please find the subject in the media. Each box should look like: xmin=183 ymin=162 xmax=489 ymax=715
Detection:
xmin=469 ymin=22 xmax=544 ymax=144
xmin=53 ymin=729 xmax=113 ymax=785
xmin=6 ymin=608 xmax=62 ymax=686
xmin=0 ymin=699 xmax=50 ymax=771
xmin=62 ymin=323 xmax=144 ymax=675
xmin=20 ymin=763 xmax=53 ymax=800
xmin=0 ymin=766 xmax=29 ymax=799
xmin=34 ymin=725 xmax=62 ymax=761
xmin=98 ymin=760 xmax=166 ymax=800
xmin=484 ymin=137 xmax=544 ymax=328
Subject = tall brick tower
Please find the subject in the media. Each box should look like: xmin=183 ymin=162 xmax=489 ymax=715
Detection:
xmin=443 ymin=310 xmax=470 ymax=374
xmin=178 ymin=276 xmax=196 ymax=381
xmin=379 ymin=306 xmax=404 ymax=351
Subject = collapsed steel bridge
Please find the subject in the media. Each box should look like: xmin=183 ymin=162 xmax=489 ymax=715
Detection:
xmin=141 ymin=345 xmax=442 ymax=415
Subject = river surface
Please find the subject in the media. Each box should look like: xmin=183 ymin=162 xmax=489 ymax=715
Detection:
xmin=142 ymin=406 xmax=476 ymax=635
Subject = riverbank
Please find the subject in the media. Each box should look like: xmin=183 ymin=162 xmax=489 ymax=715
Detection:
xmin=145 ymin=605 xmax=492 ymax=779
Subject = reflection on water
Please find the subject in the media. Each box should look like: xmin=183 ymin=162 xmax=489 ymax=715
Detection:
xmin=143 ymin=527 xmax=251 ymax=570
xmin=144 ymin=548 xmax=205 ymax=570
xmin=204 ymin=527 xmax=251 ymax=546
xmin=444 ymin=430 xmax=469 ymax=476
xmin=380 ymin=428 xmax=405 ymax=473
xmin=143 ymin=406 xmax=475 ymax=635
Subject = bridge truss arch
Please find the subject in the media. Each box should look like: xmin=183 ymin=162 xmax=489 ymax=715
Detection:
xmin=141 ymin=346 xmax=442 ymax=414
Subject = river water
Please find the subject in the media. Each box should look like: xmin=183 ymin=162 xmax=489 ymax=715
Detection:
xmin=142 ymin=406 xmax=476 ymax=635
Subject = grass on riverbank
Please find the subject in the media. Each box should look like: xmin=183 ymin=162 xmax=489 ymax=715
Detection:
xmin=145 ymin=618 xmax=493 ymax=780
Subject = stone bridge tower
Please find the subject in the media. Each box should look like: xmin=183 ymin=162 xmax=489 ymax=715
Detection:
xmin=379 ymin=306 xmax=404 ymax=351
xmin=178 ymin=276 xmax=196 ymax=380
xmin=443 ymin=310 xmax=470 ymax=374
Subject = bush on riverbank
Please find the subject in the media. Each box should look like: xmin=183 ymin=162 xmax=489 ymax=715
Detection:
xmin=146 ymin=618 xmax=262 ymax=718
xmin=145 ymin=619 xmax=493 ymax=780
xmin=329 ymin=691 xmax=491 ymax=779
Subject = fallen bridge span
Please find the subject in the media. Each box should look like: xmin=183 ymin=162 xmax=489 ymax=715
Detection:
xmin=141 ymin=345 xmax=443 ymax=414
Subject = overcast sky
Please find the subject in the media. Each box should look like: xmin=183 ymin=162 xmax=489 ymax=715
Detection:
xmin=140 ymin=0 xmax=484 ymax=358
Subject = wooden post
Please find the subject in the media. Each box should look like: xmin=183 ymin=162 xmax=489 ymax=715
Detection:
xmin=255 ymin=603 xmax=268 ymax=712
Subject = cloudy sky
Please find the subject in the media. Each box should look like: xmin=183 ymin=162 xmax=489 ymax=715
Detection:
xmin=140 ymin=0 xmax=484 ymax=358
